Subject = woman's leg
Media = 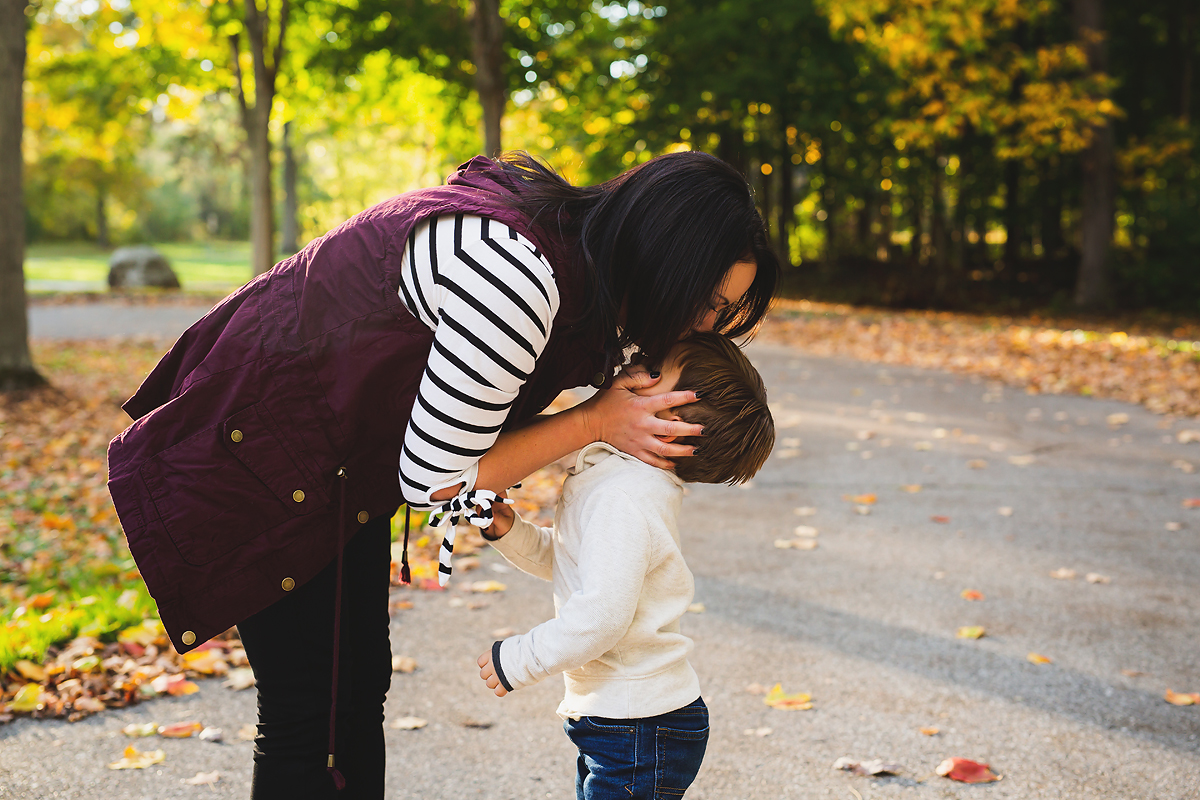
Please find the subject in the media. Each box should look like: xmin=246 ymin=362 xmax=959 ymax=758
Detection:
xmin=238 ymin=514 xmax=394 ymax=799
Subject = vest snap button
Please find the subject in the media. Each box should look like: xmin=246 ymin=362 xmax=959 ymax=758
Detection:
xmin=591 ymin=371 xmax=606 ymax=388
xmin=181 ymin=630 xmax=196 ymax=646
xmin=357 ymin=511 xmax=370 ymax=524
xmin=230 ymin=430 xmax=243 ymax=443
xmin=281 ymin=577 xmax=295 ymax=591
xmin=292 ymin=490 xmax=305 ymax=503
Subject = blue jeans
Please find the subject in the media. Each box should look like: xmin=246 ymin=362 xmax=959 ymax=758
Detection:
xmin=563 ymin=697 xmax=709 ymax=800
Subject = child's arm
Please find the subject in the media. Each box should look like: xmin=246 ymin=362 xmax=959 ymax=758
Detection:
xmin=481 ymin=489 xmax=661 ymax=695
xmin=482 ymin=498 xmax=554 ymax=581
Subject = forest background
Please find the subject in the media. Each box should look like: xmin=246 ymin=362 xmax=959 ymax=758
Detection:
xmin=12 ymin=0 xmax=1200 ymax=314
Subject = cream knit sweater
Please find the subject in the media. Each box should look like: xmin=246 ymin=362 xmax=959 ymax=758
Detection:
xmin=491 ymin=442 xmax=700 ymax=720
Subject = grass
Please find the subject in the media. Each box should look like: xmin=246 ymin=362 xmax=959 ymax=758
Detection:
xmin=25 ymin=241 xmax=255 ymax=292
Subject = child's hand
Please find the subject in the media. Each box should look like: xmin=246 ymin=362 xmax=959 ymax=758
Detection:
xmin=477 ymin=649 xmax=508 ymax=697
xmin=485 ymin=491 xmax=515 ymax=539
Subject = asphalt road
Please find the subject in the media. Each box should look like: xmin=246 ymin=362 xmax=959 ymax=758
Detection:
xmin=3 ymin=310 xmax=1198 ymax=799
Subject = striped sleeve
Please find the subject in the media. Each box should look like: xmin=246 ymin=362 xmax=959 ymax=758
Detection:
xmin=398 ymin=215 xmax=560 ymax=509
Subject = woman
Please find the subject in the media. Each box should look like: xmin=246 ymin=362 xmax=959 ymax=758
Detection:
xmin=106 ymin=150 xmax=778 ymax=798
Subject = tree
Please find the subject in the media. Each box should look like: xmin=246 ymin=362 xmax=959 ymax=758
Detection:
xmin=471 ymin=0 xmax=504 ymax=155
xmin=1072 ymin=0 xmax=1113 ymax=308
xmin=228 ymin=0 xmax=289 ymax=275
xmin=0 ymin=0 xmax=44 ymax=391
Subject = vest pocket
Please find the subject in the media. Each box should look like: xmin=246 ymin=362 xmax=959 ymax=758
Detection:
xmin=140 ymin=401 xmax=330 ymax=566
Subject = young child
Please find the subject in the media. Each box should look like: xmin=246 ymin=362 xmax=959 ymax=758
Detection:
xmin=475 ymin=332 xmax=774 ymax=800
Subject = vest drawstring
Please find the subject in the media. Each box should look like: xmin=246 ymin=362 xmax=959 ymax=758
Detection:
xmin=399 ymin=506 xmax=411 ymax=585
xmin=327 ymin=467 xmax=349 ymax=791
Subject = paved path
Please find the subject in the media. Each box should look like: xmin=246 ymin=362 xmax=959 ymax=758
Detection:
xmin=28 ymin=301 xmax=212 ymax=341
xmin=3 ymin=331 xmax=1198 ymax=798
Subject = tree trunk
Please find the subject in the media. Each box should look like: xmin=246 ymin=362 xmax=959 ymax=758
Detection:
xmin=231 ymin=0 xmax=288 ymax=276
xmin=280 ymin=120 xmax=299 ymax=254
xmin=1039 ymin=158 xmax=1065 ymax=259
xmin=1073 ymin=0 xmax=1113 ymax=308
xmin=777 ymin=114 xmax=794 ymax=268
xmin=471 ymin=0 xmax=504 ymax=156
xmin=95 ymin=184 xmax=109 ymax=247
xmin=0 ymin=0 xmax=43 ymax=391
xmin=1002 ymin=158 xmax=1021 ymax=269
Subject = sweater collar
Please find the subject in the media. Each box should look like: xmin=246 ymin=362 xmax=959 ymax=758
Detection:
xmin=569 ymin=442 xmax=685 ymax=486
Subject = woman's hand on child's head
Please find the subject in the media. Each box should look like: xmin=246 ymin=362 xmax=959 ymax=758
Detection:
xmin=581 ymin=366 xmax=703 ymax=470
xmin=477 ymin=650 xmax=508 ymax=697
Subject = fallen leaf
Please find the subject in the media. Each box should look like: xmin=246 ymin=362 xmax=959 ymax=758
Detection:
xmin=236 ymin=724 xmax=257 ymax=741
xmin=151 ymin=674 xmax=199 ymax=696
xmin=468 ymin=580 xmax=507 ymax=593
xmin=199 ymin=727 xmax=223 ymax=742
xmin=1007 ymin=454 xmax=1036 ymax=466
xmin=73 ymin=696 xmax=106 ymax=713
xmin=960 ymin=589 xmax=984 ymax=601
xmin=183 ymin=771 xmax=220 ymax=786
xmin=919 ymin=726 xmax=940 ymax=736
xmin=1165 ymin=521 xmax=1182 ymax=531
xmin=390 ymin=600 xmax=414 ymax=611
xmin=793 ymin=525 xmax=819 ymax=538
xmin=793 ymin=506 xmax=817 ymax=516
xmin=936 ymin=757 xmax=1000 ymax=783
xmin=14 ymin=660 xmax=47 ymax=682
xmin=1106 ymin=413 xmax=1130 ymax=427
xmin=743 ymin=727 xmax=773 ymax=737
xmin=1049 ymin=567 xmax=1077 ymax=580
xmin=931 ymin=515 xmax=951 ymax=524
xmin=1183 ymin=498 xmax=1200 ymax=509
xmin=158 ymin=721 xmax=203 ymax=738
xmin=491 ymin=627 xmax=517 ymax=638
xmin=914 ymin=441 xmax=933 ymax=451
xmin=854 ymin=505 xmax=872 ymax=515
xmin=1164 ymin=689 xmax=1200 ymax=706
xmin=764 ymin=683 xmax=813 ymax=710
xmin=1120 ymin=669 xmax=1145 ymax=678
xmin=744 ymin=683 xmax=769 ymax=695
xmin=182 ymin=648 xmax=228 ymax=675
xmin=108 ymin=744 xmax=165 ymax=770
xmin=774 ymin=538 xmax=819 ymax=550
xmin=461 ymin=718 xmax=493 ymax=729
xmin=833 ymin=757 xmax=901 ymax=776
xmin=956 ymin=626 xmax=985 ymax=639
xmin=1085 ymin=572 xmax=1111 ymax=584
xmin=966 ymin=459 xmax=988 ymax=469
xmin=1176 ymin=430 xmax=1200 ymax=443
xmin=223 ymin=667 xmax=256 ymax=691
xmin=391 ymin=656 xmax=418 ymax=674
xmin=7 ymin=684 xmax=42 ymax=712
xmin=391 ymin=716 xmax=428 ymax=730
xmin=900 ymin=484 xmax=922 ymax=493
xmin=1027 ymin=652 xmax=1053 ymax=665
xmin=687 ymin=602 xmax=706 ymax=613
xmin=842 ymin=493 xmax=877 ymax=505
xmin=122 ymin=723 xmax=159 ymax=737
xmin=998 ymin=506 xmax=1014 ymax=516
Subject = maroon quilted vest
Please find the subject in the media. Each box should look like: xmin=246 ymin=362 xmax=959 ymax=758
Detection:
xmin=107 ymin=157 xmax=616 ymax=652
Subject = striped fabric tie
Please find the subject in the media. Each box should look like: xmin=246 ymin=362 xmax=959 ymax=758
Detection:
xmin=428 ymin=488 xmax=515 ymax=586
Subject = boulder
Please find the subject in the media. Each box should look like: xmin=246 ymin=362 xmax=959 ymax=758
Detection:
xmin=107 ymin=246 xmax=181 ymax=289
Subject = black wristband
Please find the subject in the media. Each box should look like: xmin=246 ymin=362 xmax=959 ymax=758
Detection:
xmin=491 ymin=640 xmax=514 ymax=692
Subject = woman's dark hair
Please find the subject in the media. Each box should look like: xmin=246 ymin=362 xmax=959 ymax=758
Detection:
xmin=494 ymin=151 xmax=779 ymax=364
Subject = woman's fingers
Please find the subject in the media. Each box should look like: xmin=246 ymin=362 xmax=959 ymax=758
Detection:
xmin=645 ymin=389 xmax=701 ymax=414
xmin=651 ymin=417 xmax=704 ymax=440
xmin=611 ymin=366 xmax=657 ymax=391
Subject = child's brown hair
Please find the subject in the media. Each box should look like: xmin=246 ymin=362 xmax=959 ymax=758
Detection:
xmin=669 ymin=333 xmax=774 ymax=485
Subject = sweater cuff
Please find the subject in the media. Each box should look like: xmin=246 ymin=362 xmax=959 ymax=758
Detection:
xmin=491 ymin=640 xmax=513 ymax=692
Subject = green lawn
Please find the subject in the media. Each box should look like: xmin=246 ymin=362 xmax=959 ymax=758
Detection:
xmin=25 ymin=241 xmax=256 ymax=292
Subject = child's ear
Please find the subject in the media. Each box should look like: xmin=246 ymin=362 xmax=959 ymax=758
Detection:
xmin=655 ymin=412 xmax=684 ymax=443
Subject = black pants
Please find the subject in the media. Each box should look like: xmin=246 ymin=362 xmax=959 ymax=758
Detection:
xmin=238 ymin=514 xmax=394 ymax=799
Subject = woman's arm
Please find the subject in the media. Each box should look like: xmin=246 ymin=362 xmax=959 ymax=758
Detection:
xmin=432 ymin=370 xmax=702 ymax=500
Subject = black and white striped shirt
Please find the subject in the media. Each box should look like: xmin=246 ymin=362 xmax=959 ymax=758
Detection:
xmin=397 ymin=214 xmax=560 ymax=509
